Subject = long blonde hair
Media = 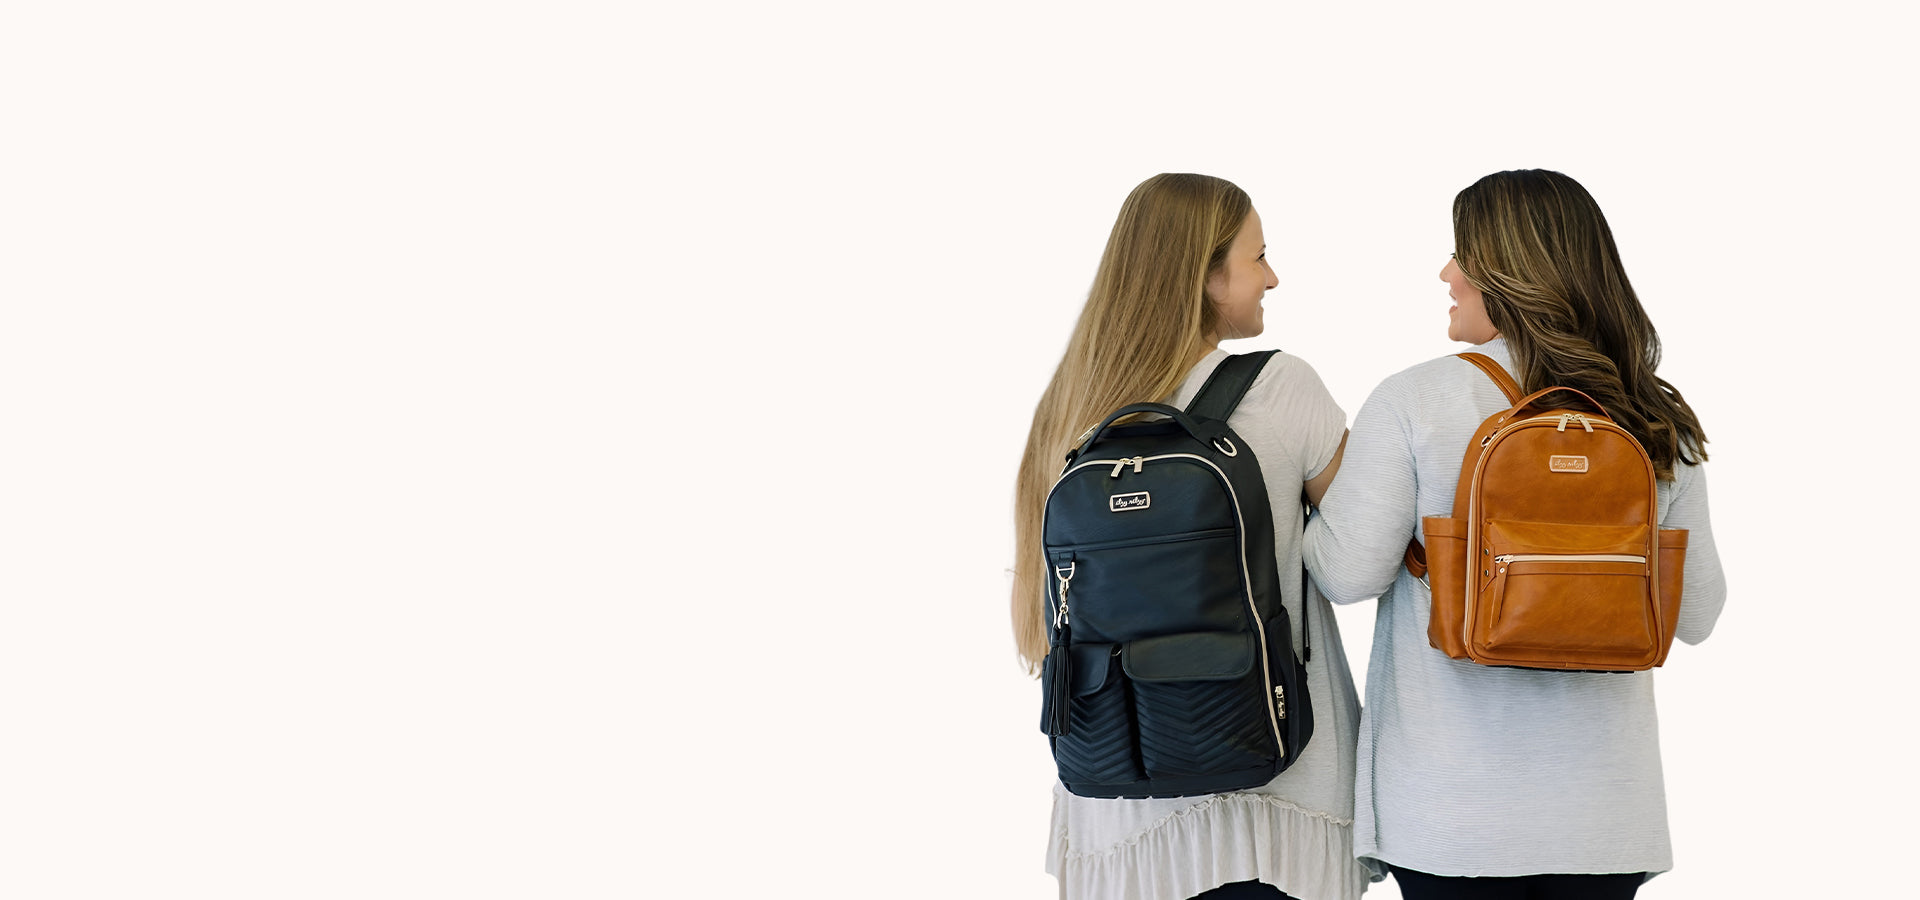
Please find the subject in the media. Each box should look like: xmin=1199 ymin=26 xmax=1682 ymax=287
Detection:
xmin=1453 ymin=169 xmax=1707 ymax=479
xmin=1011 ymin=173 xmax=1251 ymax=672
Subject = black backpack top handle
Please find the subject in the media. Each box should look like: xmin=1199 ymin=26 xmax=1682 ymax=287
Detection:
xmin=1069 ymin=350 xmax=1282 ymax=463
xmin=1073 ymin=402 xmax=1208 ymax=459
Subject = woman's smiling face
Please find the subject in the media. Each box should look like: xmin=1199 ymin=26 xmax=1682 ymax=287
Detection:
xmin=1205 ymin=209 xmax=1276 ymax=342
xmin=1441 ymin=255 xmax=1498 ymax=344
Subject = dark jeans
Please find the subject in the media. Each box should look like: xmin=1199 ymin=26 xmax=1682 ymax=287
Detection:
xmin=1191 ymin=881 xmax=1299 ymax=900
xmin=1389 ymin=865 xmax=1644 ymax=900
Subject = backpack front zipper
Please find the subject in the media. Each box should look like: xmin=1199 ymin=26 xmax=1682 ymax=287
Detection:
xmin=1056 ymin=527 xmax=1238 ymax=555
xmin=1492 ymin=553 xmax=1647 ymax=574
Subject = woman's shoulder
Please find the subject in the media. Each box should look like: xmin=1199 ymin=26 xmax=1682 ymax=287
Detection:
xmin=1241 ymin=350 xmax=1345 ymax=416
xmin=1668 ymin=456 xmax=1709 ymax=489
xmin=1178 ymin=348 xmax=1329 ymax=406
xmin=1251 ymin=348 xmax=1326 ymax=387
xmin=1362 ymin=351 xmax=1484 ymax=405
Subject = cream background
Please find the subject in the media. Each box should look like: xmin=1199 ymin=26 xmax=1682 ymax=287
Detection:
xmin=4 ymin=2 xmax=1912 ymax=897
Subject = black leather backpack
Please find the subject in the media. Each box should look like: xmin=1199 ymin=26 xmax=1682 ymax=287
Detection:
xmin=1039 ymin=351 xmax=1313 ymax=799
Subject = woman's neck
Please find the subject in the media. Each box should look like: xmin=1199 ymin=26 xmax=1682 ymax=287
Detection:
xmin=1189 ymin=337 xmax=1221 ymax=369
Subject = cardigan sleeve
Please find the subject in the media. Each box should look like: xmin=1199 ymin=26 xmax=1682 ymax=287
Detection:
xmin=1303 ymin=376 xmax=1420 ymax=605
xmin=1662 ymin=461 xmax=1727 ymax=644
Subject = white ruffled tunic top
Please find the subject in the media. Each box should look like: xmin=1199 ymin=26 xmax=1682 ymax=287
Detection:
xmin=1045 ymin=350 xmax=1373 ymax=900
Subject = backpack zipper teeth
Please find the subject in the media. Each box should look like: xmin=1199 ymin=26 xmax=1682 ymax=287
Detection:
xmin=1492 ymin=553 xmax=1646 ymax=564
xmin=1062 ymin=452 xmax=1194 ymax=479
xmin=1057 ymin=528 xmax=1238 ymax=554
xmin=1492 ymin=553 xmax=1646 ymax=574
xmin=1483 ymin=413 xmax=1617 ymax=446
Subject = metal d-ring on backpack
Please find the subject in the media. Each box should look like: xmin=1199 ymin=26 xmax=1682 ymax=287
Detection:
xmin=1038 ymin=351 xmax=1313 ymax=799
xmin=1405 ymin=352 xmax=1689 ymax=672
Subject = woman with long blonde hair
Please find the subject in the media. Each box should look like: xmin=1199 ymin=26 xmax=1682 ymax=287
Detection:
xmin=1303 ymin=169 xmax=1727 ymax=898
xmin=1015 ymin=174 xmax=1369 ymax=900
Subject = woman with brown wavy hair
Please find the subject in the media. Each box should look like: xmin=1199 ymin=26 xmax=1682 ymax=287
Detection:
xmin=1303 ymin=169 xmax=1727 ymax=899
xmin=1015 ymin=173 xmax=1370 ymax=900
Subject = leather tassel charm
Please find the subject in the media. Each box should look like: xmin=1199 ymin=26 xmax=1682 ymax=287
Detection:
xmin=1043 ymin=627 xmax=1072 ymax=737
xmin=1043 ymin=556 xmax=1076 ymax=737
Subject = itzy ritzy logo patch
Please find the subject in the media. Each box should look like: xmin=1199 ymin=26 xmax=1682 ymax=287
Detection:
xmin=1549 ymin=455 xmax=1590 ymax=473
xmin=1109 ymin=492 xmax=1151 ymax=512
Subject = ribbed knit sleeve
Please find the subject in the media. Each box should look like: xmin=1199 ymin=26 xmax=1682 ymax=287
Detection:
xmin=1662 ymin=462 xmax=1727 ymax=644
xmin=1302 ymin=375 xmax=1419 ymax=605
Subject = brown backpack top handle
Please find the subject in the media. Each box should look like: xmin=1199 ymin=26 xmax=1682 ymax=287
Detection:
xmin=1462 ymin=352 xmax=1613 ymax=421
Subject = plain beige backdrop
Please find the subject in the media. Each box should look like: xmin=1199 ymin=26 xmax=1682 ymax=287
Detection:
xmin=5 ymin=1 xmax=1914 ymax=897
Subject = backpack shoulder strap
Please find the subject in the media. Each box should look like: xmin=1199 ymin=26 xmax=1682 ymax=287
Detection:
xmin=1458 ymin=352 xmax=1521 ymax=404
xmin=1186 ymin=350 xmax=1279 ymax=422
xmin=1406 ymin=353 xmax=1520 ymax=581
xmin=1186 ymin=349 xmax=1312 ymax=661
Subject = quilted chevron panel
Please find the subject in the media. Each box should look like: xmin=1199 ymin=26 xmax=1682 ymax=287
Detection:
xmin=1051 ymin=665 xmax=1141 ymax=785
xmin=1132 ymin=671 xmax=1273 ymax=777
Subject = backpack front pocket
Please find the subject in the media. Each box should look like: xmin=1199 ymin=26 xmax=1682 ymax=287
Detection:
xmin=1054 ymin=529 xmax=1246 ymax=643
xmin=1478 ymin=520 xmax=1655 ymax=656
xmin=1123 ymin=632 xmax=1275 ymax=779
xmin=1047 ymin=643 xmax=1144 ymax=785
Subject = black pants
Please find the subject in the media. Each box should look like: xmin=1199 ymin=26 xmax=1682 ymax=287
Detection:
xmin=1389 ymin=865 xmax=1644 ymax=900
xmin=1190 ymin=881 xmax=1298 ymax=900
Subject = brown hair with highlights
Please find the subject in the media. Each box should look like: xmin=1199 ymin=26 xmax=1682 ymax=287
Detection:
xmin=1011 ymin=174 xmax=1251 ymax=672
xmin=1452 ymin=169 xmax=1707 ymax=479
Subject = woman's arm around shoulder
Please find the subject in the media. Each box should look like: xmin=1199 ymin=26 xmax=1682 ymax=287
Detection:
xmin=1304 ymin=432 xmax=1347 ymax=508
xmin=1303 ymin=373 xmax=1422 ymax=604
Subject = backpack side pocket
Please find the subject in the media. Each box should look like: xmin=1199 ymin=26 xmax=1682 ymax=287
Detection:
xmin=1651 ymin=528 xmax=1688 ymax=666
xmin=1422 ymin=517 xmax=1470 ymax=659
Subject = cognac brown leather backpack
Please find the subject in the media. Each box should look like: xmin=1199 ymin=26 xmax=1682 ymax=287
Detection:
xmin=1405 ymin=353 xmax=1687 ymax=671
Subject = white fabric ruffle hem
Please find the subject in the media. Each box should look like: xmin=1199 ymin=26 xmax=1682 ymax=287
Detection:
xmin=1046 ymin=789 xmax=1371 ymax=900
